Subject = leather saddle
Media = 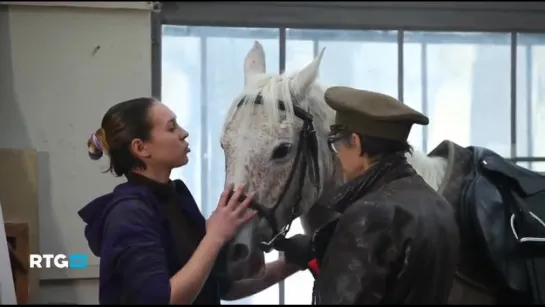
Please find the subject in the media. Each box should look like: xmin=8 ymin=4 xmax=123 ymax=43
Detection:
xmin=460 ymin=146 xmax=545 ymax=303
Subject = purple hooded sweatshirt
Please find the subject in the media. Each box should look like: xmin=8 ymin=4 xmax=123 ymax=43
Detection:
xmin=78 ymin=177 xmax=230 ymax=304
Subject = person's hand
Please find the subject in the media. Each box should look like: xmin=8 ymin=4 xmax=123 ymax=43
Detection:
xmin=206 ymin=185 xmax=257 ymax=245
xmin=273 ymin=234 xmax=314 ymax=270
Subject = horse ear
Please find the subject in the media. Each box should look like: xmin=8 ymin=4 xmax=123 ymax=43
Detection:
xmin=292 ymin=47 xmax=325 ymax=95
xmin=244 ymin=41 xmax=267 ymax=86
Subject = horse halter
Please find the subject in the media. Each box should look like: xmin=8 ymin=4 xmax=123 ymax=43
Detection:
xmin=235 ymin=94 xmax=321 ymax=252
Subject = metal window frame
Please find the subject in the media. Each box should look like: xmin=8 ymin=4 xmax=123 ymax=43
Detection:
xmin=160 ymin=2 xmax=545 ymax=33
xmin=162 ymin=25 xmax=545 ymax=45
xmin=152 ymin=2 xmax=545 ymax=305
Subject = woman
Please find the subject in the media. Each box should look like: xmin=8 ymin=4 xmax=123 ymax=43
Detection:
xmin=78 ymin=97 xmax=300 ymax=305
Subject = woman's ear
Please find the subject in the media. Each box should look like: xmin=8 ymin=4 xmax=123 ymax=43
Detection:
xmin=130 ymin=138 xmax=151 ymax=159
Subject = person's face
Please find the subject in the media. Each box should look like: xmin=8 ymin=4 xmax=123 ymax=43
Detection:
xmin=328 ymin=131 xmax=365 ymax=181
xmin=139 ymin=102 xmax=190 ymax=170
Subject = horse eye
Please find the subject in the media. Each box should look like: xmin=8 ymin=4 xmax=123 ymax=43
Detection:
xmin=271 ymin=143 xmax=292 ymax=160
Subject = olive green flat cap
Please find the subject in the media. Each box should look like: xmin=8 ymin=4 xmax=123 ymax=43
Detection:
xmin=324 ymin=86 xmax=429 ymax=141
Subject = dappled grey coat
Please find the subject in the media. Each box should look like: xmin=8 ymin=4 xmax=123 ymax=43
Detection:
xmin=312 ymin=155 xmax=460 ymax=305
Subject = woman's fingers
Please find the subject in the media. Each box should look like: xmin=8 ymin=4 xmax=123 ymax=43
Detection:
xmin=223 ymin=185 xmax=258 ymax=226
xmin=241 ymin=210 xmax=258 ymax=223
xmin=218 ymin=184 xmax=233 ymax=207
xmin=226 ymin=185 xmax=245 ymax=210
xmin=233 ymin=192 xmax=255 ymax=217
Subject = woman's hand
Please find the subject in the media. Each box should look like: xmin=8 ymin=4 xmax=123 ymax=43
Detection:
xmin=206 ymin=185 xmax=256 ymax=245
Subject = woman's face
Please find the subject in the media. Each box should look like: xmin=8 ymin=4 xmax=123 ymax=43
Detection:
xmin=144 ymin=102 xmax=190 ymax=169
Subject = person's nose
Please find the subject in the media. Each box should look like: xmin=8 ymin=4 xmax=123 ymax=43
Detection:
xmin=179 ymin=129 xmax=189 ymax=141
xmin=181 ymin=129 xmax=189 ymax=139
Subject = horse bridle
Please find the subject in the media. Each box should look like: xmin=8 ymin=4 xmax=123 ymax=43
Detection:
xmin=235 ymin=94 xmax=321 ymax=252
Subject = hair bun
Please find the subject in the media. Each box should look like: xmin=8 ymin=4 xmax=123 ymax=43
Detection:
xmin=88 ymin=133 xmax=104 ymax=160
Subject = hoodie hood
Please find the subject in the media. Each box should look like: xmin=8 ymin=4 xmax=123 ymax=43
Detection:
xmin=78 ymin=180 xmax=204 ymax=259
xmin=78 ymin=192 xmax=117 ymax=256
xmin=78 ymin=183 xmax=151 ymax=256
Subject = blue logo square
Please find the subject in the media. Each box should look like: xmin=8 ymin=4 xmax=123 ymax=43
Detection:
xmin=69 ymin=254 xmax=88 ymax=269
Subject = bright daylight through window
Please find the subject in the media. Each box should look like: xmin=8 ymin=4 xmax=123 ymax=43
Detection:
xmin=161 ymin=25 xmax=545 ymax=304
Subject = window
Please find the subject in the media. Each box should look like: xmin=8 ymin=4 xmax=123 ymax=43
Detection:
xmin=517 ymin=162 xmax=545 ymax=173
xmin=161 ymin=24 xmax=545 ymax=306
xmin=404 ymin=32 xmax=512 ymax=155
xmin=161 ymin=25 xmax=280 ymax=305
xmin=285 ymin=28 xmax=398 ymax=99
xmin=516 ymin=34 xmax=545 ymax=168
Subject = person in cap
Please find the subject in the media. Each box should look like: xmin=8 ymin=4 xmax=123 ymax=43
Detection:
xmin=307 ymin=86 xmax=459 ymax=304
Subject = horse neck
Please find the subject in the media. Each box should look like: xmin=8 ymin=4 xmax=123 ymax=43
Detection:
xmin=298 ymin=150 xmax=343 ymax=235
xmin=405 ymin=150 xmax=448 ymax=192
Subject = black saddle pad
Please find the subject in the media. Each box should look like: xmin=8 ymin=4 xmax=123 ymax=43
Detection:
xmin=460 ymin=146 xmax=545 ymax=302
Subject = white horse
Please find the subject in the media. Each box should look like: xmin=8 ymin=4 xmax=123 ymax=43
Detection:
xmin=220 ymin=41 xmax=449 ymax=281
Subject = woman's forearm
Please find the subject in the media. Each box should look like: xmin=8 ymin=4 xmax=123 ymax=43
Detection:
xmin=169 ymin=234 xmax=224 ymax=304
xmin=223 ymin=258 xmax=301 ymax=300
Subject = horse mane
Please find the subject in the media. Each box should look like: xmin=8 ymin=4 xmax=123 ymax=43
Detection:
xmin=221 ymin=72 xmax=337 ymax=197
xmin=405 ymin=150 xmax=448 ymax=191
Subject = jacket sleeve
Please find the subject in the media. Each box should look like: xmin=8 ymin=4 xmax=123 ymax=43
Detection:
xmin=102 ymin=198 xmax=171 ymax=304
xmin=315 ymin=204 xmax=410 ymax=305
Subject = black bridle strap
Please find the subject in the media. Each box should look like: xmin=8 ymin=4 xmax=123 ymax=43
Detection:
xmin=234 ymin=95 xmax=320 ymax=246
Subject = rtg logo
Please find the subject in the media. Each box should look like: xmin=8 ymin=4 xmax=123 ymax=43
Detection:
xmin=29 ymin=254 xmax=88 ymax=269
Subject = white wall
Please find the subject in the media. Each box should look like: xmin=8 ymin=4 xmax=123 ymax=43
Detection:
xmin=0 ymin=3 xmax=151 ymax=304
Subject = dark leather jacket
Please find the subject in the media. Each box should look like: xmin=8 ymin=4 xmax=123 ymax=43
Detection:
xmin=312 ymin=155 xmax=460 ymax=304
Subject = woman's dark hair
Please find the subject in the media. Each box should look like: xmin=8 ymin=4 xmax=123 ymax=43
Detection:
xmin=87 ymin=97 xmax=157 ymax=177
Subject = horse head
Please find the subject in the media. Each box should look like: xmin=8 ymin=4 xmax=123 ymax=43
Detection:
xmin=220 ymin=41 xmax=340 ymax=281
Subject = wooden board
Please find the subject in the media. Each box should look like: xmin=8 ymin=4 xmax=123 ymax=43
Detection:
xmin=0 ymin=149 xmax=39 ymax=303
xmin=5 ymin=221 xmax=29 ymax=304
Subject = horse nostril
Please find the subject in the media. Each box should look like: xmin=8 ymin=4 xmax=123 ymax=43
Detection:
xmin=229 ymin=243 xmax=250 ymax=262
